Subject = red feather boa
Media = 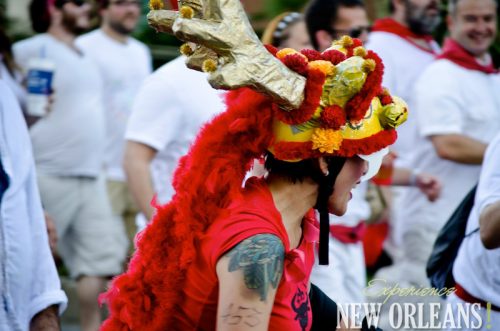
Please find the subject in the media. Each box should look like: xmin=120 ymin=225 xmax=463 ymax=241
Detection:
xmin=100 ymin=88 xmax=275 ymax=330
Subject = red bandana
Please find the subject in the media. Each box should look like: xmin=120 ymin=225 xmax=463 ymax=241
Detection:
xmin=437 ymin=38 xmax=497 ymax=74
xmin=372 ymin=18 xmax=437 ymax=54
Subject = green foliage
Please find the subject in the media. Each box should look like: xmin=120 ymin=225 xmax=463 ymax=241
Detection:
xmin=263 ymin=0 xmax=309 ymax=17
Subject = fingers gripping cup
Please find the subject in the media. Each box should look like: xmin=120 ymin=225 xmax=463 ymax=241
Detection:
xmin=26 ymin=57 xmax=55 ymax=116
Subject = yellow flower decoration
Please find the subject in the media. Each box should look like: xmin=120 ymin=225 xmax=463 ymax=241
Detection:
xmin=149 ymin=0 xmax=164 ymax=10
xmin=308 ymin=60 xmax=336 ymax=76
xmin=276 ymin=48 xmax=298 ymax=60
xmin=362 ymin=59 xmax=376 ymax=73
xmin=311 ymin=128 xmax=343 ymax=154
xmin=180 ymin=43 xmax=194 ymax=56
xmin=202 ymin=59 xmax=218 ymax=73
xmin=353 ymin=46 xmax=367 ymax=58
xmin=180 ymin=5 xmax=194 ymax=19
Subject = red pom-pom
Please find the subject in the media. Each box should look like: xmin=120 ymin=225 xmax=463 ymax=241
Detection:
xmin=380 ymin=95 xmax=393 ymax=106
xmin=344 ymin=51 xmax=384 ymax=122
xmin=321 ymin=49 xmax=346 ymax=64
xmin=321 ymin=105 xmax=346 ymax=130
xmin=274 ymin=69 xmax=325 ymax=125
xmin=283 ymin=53 xmax=309 ymax=75
xmin=301 ymin=49 xmax=323 ymax=61
xmin=264 ymin=44 xmax=278 ymax=56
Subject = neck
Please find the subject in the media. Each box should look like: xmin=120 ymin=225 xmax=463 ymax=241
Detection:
xmin=102 ymin=24 xmax=128 ymax=43
xmin=47 ymin=24 xmax=76 ymax=47
xmin=267 ymin=175 xmax=318 ymax=231
xmin=391 ymin=13 xmax=407 ymax=28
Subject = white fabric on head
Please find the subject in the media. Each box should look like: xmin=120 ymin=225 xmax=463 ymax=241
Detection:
xmin=359 ymin=147 xmax=389 ymax=182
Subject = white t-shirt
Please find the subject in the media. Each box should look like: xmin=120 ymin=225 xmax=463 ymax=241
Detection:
xmin=0 ymin=80 xmax=67 ymax=330
xmin=126 ymin=56 xmax=225 ymax=205
xmin=367 ymin=32 xmax=440 ymax=168
xmin=453 ymin=133 xmax=500 ymax=306
xmin=13 ymin=34 xmax=105 ymax=177
xmin=76 ymin=29 xmax=152 ymax=181
xmin=400 ymin=59 xmax=500 ymax=230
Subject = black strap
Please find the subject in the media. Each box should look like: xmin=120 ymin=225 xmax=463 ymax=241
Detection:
xmin=315 ymin=158 xmax=346 ymax=265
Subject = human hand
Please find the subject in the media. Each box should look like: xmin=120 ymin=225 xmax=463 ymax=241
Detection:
xmin=44 ymin=211 xmax=58 ymax=254
xmin=414 ymin=173 xmax=441 ymax=202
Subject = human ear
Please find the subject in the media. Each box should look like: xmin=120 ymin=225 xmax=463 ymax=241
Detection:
xmin=318 ymin=157 xmax=329 ymax=176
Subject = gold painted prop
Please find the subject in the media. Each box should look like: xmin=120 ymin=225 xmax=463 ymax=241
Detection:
xmin=147 ymin=0 xmax=306 ymax=110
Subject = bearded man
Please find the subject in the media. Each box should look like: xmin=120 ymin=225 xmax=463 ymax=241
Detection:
xmin=77 ymin=0 xmax=152 ymax=255
xmin=14 ymin=1 xmax=128 ymax=330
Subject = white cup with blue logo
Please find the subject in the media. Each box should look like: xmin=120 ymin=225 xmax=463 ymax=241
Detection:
xmin=26 ymin=57 xmax=55 ymax=116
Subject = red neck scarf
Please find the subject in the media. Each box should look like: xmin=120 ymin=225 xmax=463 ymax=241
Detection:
xmin=437 ymin=38 xmax=497 ymax=74
xmin=372 ymin=18 xmax=437 ymax=54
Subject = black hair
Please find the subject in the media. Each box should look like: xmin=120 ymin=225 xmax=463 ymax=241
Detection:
xmin=264 ymin=153 xmax=324 ymax=184
xmin=30 ymin=0 xmax=51 ymax=33
xmin=389 ymin=0 xmax=395 ymax=14
xmin=305 ymin=0 xmax=365 ymax=50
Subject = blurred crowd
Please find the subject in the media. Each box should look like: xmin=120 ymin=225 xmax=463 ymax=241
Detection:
xmin=0 ymin=0 xmax=499 ymax=330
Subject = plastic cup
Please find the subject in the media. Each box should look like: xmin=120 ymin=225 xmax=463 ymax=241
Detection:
xmin=26 ymin=58 xmax=55 ymax=116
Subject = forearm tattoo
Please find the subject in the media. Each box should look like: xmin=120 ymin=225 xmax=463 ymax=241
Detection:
xmin=227 ymin=234 xmax=285 ymax=301
xmin=220 ymin=303 xmax=263 ymax=327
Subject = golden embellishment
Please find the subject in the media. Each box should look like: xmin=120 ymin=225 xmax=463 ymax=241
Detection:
xmin=180 ymin=43 xmax=194 ymax=56
xmin=339 ymin=36 xmax=353 ymax=48
xmin=362 ymin=59 xmax=376 ymax=73
xmin=202 ymin=59 xmax=218 ymax=73
xmin=353 ymin=46 xmax=367 ymax=58
xmin=311 ymin=128 xmax=343 ymax=154
xmin=149 ymin=0 xmax=164 ymax=10
xmin=179 ymin=5 xmax=194 ymax=19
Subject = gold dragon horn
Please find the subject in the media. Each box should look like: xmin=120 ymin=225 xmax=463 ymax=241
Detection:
xmin=147 ymin=0 xmax=306 ymax=111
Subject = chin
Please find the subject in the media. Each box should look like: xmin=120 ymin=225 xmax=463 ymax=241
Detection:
xmin=328 ymin=202 xmax=348 ymax=216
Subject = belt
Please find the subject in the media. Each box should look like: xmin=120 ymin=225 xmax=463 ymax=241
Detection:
xmin=455 ymin=283 xmax=500 ymax=312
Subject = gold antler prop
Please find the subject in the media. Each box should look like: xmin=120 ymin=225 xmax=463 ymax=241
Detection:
xmin=148 ymin=0 xmax=306 ymax=110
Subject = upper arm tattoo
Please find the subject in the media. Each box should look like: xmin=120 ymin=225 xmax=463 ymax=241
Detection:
xmin=226 ymin=234 xmax=285 ymax=302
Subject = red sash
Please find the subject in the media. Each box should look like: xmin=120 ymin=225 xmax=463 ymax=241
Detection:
xmin=437 ymin=38 xmax=497 ymax=74
xmin=371 ymin=18 xmax=437 ymax=55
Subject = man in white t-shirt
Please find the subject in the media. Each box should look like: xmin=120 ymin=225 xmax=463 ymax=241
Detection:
xmin=77 ymin=0 xmax=152 ymax=252
xmin=13 ymin=1 xmax=127 ymax=330
xmin=392 ymin=0 xmax=500 ymax=288
xmin=124 ymin=55 xmax=225 ymax=226
xmin=0 ymin=79 xmax=68 ymax=331
xmin=367 ymin=0 xmax=442 ymax=260
xmin=447 ymin=133 xmax=500 ymax=330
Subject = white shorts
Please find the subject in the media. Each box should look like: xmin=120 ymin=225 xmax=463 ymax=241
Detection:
xmin=38 ymin=174 xmax=128 ymax=278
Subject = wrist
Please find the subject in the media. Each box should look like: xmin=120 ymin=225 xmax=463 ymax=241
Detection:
xmin=408 ymin=170 xmax=419 ymax=186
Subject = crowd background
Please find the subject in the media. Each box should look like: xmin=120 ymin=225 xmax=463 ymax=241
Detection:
xmin=4 ymin=0 xmax=500 ymax=68
xmin=1 ymin=0 xmax=500 ymax=330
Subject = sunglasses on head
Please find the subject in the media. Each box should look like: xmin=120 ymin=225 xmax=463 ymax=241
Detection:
xmin=331 ymin=26 xmax=372 ymax=39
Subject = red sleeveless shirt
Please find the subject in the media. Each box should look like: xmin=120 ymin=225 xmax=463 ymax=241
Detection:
xmin=171 ymin=177 xmax=318 ymax=330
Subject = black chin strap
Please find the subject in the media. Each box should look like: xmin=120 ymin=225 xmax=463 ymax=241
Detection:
xmin=315 ymin=158 xmax=346 ymax=265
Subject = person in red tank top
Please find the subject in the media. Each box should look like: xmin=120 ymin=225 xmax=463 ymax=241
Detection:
xmin=100 ymin=2 xmax=408 ymax=330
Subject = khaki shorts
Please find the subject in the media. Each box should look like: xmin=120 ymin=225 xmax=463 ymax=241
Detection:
xmin=38 ymin=174 xmax=128 ymax=278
